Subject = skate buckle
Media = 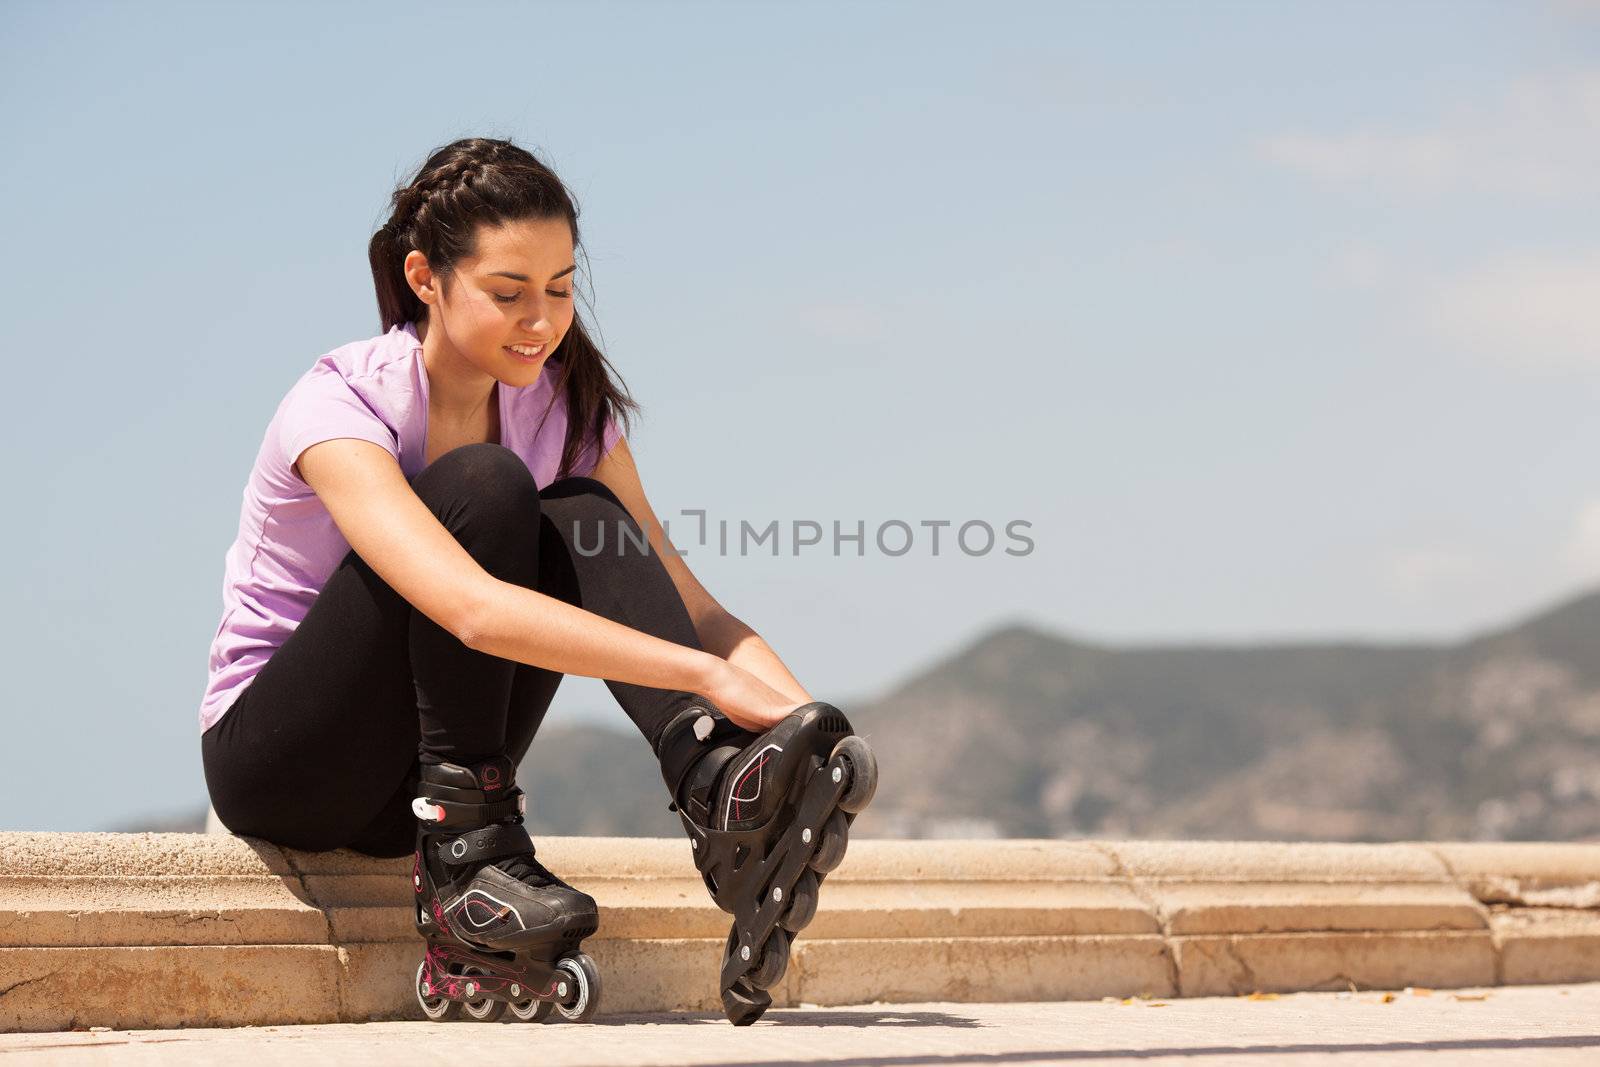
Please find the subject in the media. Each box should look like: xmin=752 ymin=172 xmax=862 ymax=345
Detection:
xmin=411 ymin=797 xmax=446 ymax=822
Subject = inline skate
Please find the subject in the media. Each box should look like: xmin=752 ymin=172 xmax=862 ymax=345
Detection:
xmin=655 ymin=700 xmax=878 ymax=1025
xmin=410 ymin=754 xmax=602 ymax=1023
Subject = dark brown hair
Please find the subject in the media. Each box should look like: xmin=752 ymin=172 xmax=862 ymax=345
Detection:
xmin=368 ymin=137 xmax=636 ymax=479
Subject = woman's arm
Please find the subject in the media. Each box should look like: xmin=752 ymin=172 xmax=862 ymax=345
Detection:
xmin=461 ymin=580 xmax=722 ymax=695
xmin=697 ymin=611 xmax=813 ymax=704
xmin=464 ymin=582 xmax=802 ymax=730
xmin=299 ymin=437 xmax=723 ymax=698
xmin=589 ymin=437 xmax=813 ymax=703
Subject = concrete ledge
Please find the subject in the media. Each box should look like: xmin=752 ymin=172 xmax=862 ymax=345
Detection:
xmin=1 ymin=833 xmax=1597 ymax=1031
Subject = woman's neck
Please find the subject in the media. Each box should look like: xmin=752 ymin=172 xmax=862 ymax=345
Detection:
xmin=417 ymin=315 xmax=496 ymax=424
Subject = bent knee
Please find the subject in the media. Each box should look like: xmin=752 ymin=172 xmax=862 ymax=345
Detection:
xmin=551 ymin=478 xmax=643 ymax=540
xmin=429 ymin=442 xmax=530 ymax=484
xmin=547 ymin=475 xmax=626 ymax=513
xmin=415 ymin=444 xmax=541 ymax=525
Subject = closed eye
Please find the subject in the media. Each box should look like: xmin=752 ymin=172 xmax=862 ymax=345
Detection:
xmin=494 ymin=291 xmax=572 ymax=303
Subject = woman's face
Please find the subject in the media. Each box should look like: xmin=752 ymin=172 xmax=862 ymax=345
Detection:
xmin=409 ymin=216 xmax=577 ymax=384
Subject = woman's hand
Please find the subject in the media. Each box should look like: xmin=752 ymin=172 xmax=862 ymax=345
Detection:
xmin=698 ymin=658 xmax=806 ymax=732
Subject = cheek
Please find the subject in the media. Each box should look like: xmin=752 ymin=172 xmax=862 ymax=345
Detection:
xmin=465 ymin=297 xmax=505 ymax=334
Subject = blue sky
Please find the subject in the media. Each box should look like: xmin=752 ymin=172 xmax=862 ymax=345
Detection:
xmin=2 ymin=1 xmax=1598 ymax=830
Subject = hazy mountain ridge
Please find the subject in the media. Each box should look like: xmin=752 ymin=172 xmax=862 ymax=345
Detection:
xmin=853 ymin=593 xmax=1600 ymax=841
xmin=128 ymin=589 xmax=1600 ymax=840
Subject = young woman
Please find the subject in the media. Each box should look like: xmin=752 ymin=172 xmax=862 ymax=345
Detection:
xmin=198 ymin=137 xmax=876 ymax=1026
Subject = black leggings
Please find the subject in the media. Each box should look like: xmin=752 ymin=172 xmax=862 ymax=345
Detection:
xmin=201 ymin=443 xmax=708 ymax=857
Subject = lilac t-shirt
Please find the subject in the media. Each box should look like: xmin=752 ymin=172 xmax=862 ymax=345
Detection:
xmin=197 ymin=321 xmax=622 ymax=732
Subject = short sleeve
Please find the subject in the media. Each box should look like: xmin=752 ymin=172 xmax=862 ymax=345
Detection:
xmin=601 ymin=412 xmax=623 ymax=460
xmin=277 ymin=365 xmax=399 ymax=475
xmin=576 ymin=411 xmax=623 ymax=477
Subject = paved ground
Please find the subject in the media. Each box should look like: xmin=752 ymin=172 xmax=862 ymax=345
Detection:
xmin=4 ymin=984 xmax=1598 ymax=1065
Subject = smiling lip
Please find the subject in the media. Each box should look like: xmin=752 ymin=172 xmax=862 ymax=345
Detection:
xmin=505 ymin=344 xmax=546 ymax=362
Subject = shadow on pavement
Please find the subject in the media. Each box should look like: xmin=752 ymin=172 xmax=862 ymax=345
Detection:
xmin=619 ymin=1034 xmax=1600 ymax=1067
xmin=597 ymin=1009 xmax=982 ymax=1029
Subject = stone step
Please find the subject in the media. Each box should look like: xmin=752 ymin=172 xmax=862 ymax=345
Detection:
xmin=1 ymin=833 xmax=1597 ymax=1031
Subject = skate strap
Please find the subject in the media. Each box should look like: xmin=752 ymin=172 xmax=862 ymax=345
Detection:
xmin=679 ymin=792 xmax=714 ymax=827
xmin=433 ymin=822 xmax=534 ymax=867
xmin=657 ymin=705 xmax=753 ymax=807
xmin=412 ymin=790 xmax=526 ymax=830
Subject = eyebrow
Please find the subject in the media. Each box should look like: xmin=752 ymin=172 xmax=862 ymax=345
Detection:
xmin=488 ymin=265 xmax=576 ymax=283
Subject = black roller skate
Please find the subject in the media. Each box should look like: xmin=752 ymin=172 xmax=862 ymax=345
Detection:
xmin=655 ymin=700 xmax=878 ymax=1025
xmin=410 ymin=755 xmax=602 ymax=1023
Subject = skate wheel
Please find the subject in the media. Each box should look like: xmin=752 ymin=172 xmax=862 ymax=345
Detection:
xmin=509 ymin=996 xmax=554 ymax=1023
xmin=553 ymin=952 xmax=602 ymax=1023
xmin=747 ymin=927 xmax=789 ymax=990
xmin=459 ymin=965 xmax=505 ymax=1023
xmin=780 ymin=870 xmax=819 ymax=933
xmin=833 ymin=735 xmax=878 ymax=814
xmin=415 ymin=959 xmax=462 ymax=1022
xmin=722 ymin=977 xmax=771 ymax=1026
xmin=808 ymin=810 xmax=849 ymax=874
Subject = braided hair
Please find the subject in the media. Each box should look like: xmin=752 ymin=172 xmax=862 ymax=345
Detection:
xmin=368 ymin=137 xmax=636 ymax=480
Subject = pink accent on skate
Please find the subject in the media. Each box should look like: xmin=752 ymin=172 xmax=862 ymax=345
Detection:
xmin=420 ymin=940 xmax=564 ymax=1005
xmin=464 ymin=898 xmax=511 ymax=927
xmin=732 ymin=753 xmax=770 ymax=821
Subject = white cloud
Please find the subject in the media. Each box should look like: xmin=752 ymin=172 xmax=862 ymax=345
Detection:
xmin=1385 ymin=545 xmax=1480 ymax=596
xmin=1259 ymin=71 xmax=1600 ymax=198
xmin=1553 ymin=0 xmax=1600 ymax=17
xmin=1326 ymin=241 xmax=1392 ymax=290
xmin=1563 ymin=500 xmax=1600 ymax=583
xmin=1421 ymin=251 xmax=1600 ymax=369
xmin=1264 ymin=130 xmax=1461 ymax=188
xmin=792 ymin=299 xmax=899 ymax=345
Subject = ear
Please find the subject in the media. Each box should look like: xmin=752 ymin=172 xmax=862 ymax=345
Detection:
xmin=404 ymin=249 xmax=439 ymax=307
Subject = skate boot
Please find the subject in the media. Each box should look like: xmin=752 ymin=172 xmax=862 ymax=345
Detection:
xmin=410 ymin=755 xmax=602 ymax=1023
xmin=655 ymin=701 xmax=878 ymax=1025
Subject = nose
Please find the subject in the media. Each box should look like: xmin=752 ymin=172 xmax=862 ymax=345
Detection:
xmin=521 ymin=305 xmax=556 ymax=336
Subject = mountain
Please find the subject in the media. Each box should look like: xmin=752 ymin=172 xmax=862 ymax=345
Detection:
xmin=520 ymin=721 xmax=682 ymax=838
xmin=128 ymin=588 xmax=1600 ymax=841
xmin=848 ymin=591 xmax=1600 ymax=842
